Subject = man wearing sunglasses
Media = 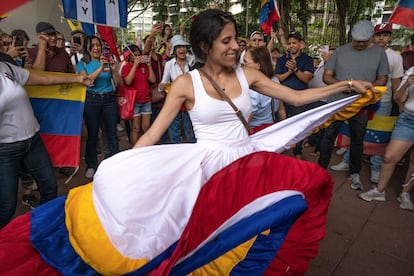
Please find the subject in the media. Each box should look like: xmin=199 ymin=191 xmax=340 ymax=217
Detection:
xmin=249 ymin=31 xmax=266 ymax=48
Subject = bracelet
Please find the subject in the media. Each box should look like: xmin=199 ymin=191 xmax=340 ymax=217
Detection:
xmin=294 ymin=68 xmax=299 ymax=73
xmin=347 ymin=78 xmax=353 ymax=91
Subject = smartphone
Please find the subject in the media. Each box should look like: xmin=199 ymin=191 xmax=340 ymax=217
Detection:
xmin=272 ymin=21 xmax=279 ymax=32
xmin=141 ymin=55 xmax=151 ymax=63
xmin=103 ymin=46 xmax=111 ymax=61
xmin=73 ymin=36 xmax=81 ymax=45
xmin=15 ymin=36 xmax=24 ymax=47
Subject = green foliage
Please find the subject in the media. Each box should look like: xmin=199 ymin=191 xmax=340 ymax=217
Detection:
xmin=123 ymin=0 xmax=404 ymax=49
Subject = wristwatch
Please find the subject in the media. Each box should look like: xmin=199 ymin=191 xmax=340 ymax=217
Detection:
xmin=294 ymin=68 xmax=299 ymax=73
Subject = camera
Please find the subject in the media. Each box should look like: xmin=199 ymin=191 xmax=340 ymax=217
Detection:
xmin=103 ymin=46 xmax=111 ymax=61
xmin=15 ymin=36 xmax=24 ymax=47
xmin=72 ymin=36 xmax=81 ymax=45
xmin=141 ymin=55 xmax=151 ymax=63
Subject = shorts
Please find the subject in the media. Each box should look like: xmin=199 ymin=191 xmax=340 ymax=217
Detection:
xmin=391 ymin=111 xmax=414 ymax=142
xmin=133 ymin=102 xmax=152 ymax=117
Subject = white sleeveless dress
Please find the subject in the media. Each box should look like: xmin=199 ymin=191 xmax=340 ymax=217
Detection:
xmin=76 ymin=66 xmax=358 ymax=261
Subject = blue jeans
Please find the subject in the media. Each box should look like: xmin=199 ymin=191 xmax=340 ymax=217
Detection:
xmin=343 ymin=101 xmax=392 ymax=172
xmin=0 ymin=132 xmax=57 ymax=228
xmin=318 ymin=112 xmax=368 ymax=174
xmin=83 ymin=92 xmax=119 ymax=169
xmin=168 ymin=111 xmax=196 ymax=144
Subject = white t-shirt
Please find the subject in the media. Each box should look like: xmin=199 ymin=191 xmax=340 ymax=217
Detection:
xmin=0 ymin=62 xmax=38 ymax=143
xmin=382 ymin=48 xmax=404 ymax=103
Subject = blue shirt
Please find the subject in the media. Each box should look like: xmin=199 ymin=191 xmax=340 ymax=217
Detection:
xmin=77 ymin=60 xmax=114 ymax=93
xmin=275 ymin=52 xmax=314 ymax=90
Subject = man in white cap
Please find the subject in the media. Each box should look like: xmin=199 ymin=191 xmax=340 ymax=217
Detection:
xmin=159 ymin=35 xmax=195 ymax=143
xmin=317 ymin=20 xmax=389 ymax=190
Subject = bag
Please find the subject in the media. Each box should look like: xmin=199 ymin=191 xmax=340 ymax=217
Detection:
xmin=117 ymin=85 xmax=137 ymax=120
xmin=151 ymin=84 xmax=165 ymax=103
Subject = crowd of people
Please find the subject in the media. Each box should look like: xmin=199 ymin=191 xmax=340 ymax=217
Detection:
xmin=1 ymin=10 xmax=414 ymax=235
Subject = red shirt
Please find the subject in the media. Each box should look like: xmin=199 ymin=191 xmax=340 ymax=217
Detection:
xmin=121 ymin=63 xmax=151 ymax=103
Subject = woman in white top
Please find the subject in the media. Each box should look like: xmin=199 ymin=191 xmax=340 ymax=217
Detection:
xmin=360 ymin=67 xmax=414 ymax=210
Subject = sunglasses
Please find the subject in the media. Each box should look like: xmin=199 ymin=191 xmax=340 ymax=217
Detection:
xmin=3 ymin=41 xmax=12 ymax=46
xmin=251 ymin=38 xmax=263 ymax=42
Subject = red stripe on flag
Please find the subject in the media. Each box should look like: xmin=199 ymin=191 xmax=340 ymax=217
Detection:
xmin=97 ymin=25 xmax=121 ymax=62
xmin=0 ymin=0 xmax=29 ymax=15
xmin=41 ymin=134 xmax=81 ymax=167
xmin=389 ymin=7 xmax=414 ymax=30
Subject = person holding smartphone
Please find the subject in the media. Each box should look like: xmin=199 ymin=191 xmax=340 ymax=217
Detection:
xmin=77 ymin=35 xmax=122 ymax=178
xmin=121 ymin=45 xmax=155 ymax=144
xmin=68 ymin=30 xmax=86 ymax=72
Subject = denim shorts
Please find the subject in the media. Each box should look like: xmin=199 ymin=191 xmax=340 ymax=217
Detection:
xmin=133 ymin=101 xmax=152 ymax=116
xmin=391 ymin=111 xmax=414 ymax=142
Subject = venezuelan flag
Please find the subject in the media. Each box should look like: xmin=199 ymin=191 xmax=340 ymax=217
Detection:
xmin=336 ymin=114 xmax=397 ymax=156
xmin=259 ymin=0 xmax=280 ymax=35
xmin=389 ymin=0 xmax=414 ymax=30
xmin=25 ymin=71 xmax=86 ymax=167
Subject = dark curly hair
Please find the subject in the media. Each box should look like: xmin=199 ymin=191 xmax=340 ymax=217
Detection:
xmin=190 ymin=9 xmax=238 ymax=64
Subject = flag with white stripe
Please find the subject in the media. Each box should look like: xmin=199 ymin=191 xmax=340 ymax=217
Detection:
xmin=62 ymin=0 xmax=128 ymax=28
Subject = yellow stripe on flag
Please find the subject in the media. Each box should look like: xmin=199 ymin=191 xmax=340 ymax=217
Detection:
xmin=25 ymin=70 xmax=86 ymax=102
xmin=367 ymin=115 xmax=397 ymax=132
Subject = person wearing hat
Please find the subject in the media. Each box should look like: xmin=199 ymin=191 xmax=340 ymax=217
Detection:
xmin=249 ymin=31 xmax=265 ymax=48
xmin=28 ymin=22 xmax=73 ymax=73
xmin=332 ymin=23 xmax=404 ymax=188
xmin=332 ymin=23 xmax=404 ymax=186
xmin=317 ymin=20 xmax=389 ymax=190
xmin=159 ymin=35 xmax=196 ymax=143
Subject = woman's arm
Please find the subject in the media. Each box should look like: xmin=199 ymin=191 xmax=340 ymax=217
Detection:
xmin=246 ymin=67 xmax=374 ymax=106
xmin=394 ymin=74 xmax=414 ymax=105
xmin=25 ymin=71 xmax=92 ymax=86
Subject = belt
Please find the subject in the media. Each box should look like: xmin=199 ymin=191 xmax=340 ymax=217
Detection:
xmin=403 ymin=108 xmax=414 ymax=116
xmin=87 ymin=91 xmax=117 ymax=97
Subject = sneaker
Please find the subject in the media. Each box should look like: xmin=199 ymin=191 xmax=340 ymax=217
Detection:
xmin=85 ymin=168 xmax=95 ymax=178
xmin=359 ymin=188 xmax=385 ymax=202
xmin=348 ymin=173 xmax=363 ymax=190
xmin=22 ymin=194 xmax=39 ymax=209
xmin=336 ymin=147 xmax=347 ymax=155
xmin=397 ymin=192 xmax=414 ymax=211
xmin=117 ymin=123 xmax=124 ymax=132
xmin=370 ymin=170 xmax=380 ymax=184
xmin=331 ymin=160 xmax=349 ymax=171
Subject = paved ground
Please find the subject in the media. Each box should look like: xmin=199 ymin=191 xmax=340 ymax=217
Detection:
xmin=14 ymin=127 xmax=414 ymax=275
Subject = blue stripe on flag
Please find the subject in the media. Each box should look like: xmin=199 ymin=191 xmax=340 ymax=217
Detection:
xmin=63 ymin=0 xmax=128 ymax=28
xmin=62 ymin=0 xmax=77 ymax=21
xmin=339 ymin=123 xmax=392 ymax=144
xmin=93 ymin=1 xmax=107 ymax=26
xmin=398 ymin=0 xmax=414 ymax=9
xmin=30 ymin=98 xmax=84 ymax=136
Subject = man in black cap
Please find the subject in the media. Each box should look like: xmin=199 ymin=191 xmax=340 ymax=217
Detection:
xmin=28 ymin=22 xmax=73 ymax=73
xmin=28 ymin=22 xmax=76 ymax=179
